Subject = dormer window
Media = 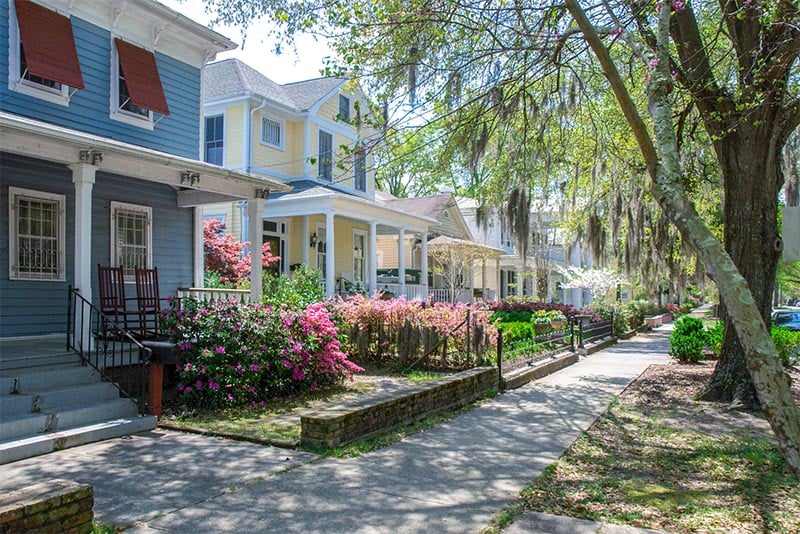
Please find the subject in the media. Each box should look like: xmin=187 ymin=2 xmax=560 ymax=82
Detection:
xmin=110 ymin=38 xmax=170 ymax=128
xmin=8 ymin=0 xmax=84 ymax=106
xmin=338 ymin=94 xmax=350 ymax=121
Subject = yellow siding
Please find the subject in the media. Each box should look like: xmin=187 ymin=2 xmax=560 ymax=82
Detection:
xmin=288 ymin=217 xmax=307 ymax=266
xmin=318 ymin=93 xmax=340 ymax=122
xmin=225 ymin=105 xmax=244 ymax=169
xmin=284 ymin=121 xmax=305 ymax=176
xmin=375 ymin=236 xmax=414 ymax=268
xmin=334 ymin=132 xmax=354 ymax=188
xmin=252 ymin=114 xmax=293 ymax=172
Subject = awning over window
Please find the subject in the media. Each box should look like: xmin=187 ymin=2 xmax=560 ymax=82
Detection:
xmin=115 ymin=38 xmax=170 ymax=116
xmin=14 ymin=0 xmax=84 ymax=89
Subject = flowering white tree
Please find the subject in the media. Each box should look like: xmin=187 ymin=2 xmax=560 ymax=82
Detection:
xmin=556 ymin=266 xmax=624 ymax=307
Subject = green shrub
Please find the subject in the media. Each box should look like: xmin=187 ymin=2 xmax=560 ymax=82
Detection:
xmin=705 ymin=320 xmax=723 ymax=359
xmin=498 ymin=321 xmax=534 ymax=344
xmin=771 ymin=326 xmax=800 ymax=367
xmin=490 ymin=310 xmax=533 ymax=323
xmin=263 ymin=264 xmax=324 ymax=310
xmin=669 ymin=316 xmax=706 ymax=363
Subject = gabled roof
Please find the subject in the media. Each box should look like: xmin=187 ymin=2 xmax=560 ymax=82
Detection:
xmin=383 ymin=194 xmax=454 ymax=219
xmin=205 ymin=59 xmax=345 ymax=112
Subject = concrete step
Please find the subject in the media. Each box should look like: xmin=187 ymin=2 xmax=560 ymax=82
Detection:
xmin=54 ymin=398 xmax=139 ymax=430
xmin=0 ymin=352 xmax=81 ymax=373
xmin=0 ymin=412 xmax=50 ymax=441
xmin=36 ymin=382 xmax=121 ymax=412
xmin=10 ymin=367 xmax=101 ymax=395
xmin=0 ymin=393 xmax=36 ymax=415
xmin=0 ymin=415 xmax=158 ymax=465
xmin=0 ymin=377 xmax=15 ymax=395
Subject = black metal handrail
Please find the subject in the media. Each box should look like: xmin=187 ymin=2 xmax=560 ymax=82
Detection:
xmin=67 ymin=287 xmax=151 ymax=414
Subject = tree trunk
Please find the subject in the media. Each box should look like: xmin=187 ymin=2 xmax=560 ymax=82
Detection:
xmin=700 ymin=130 xmax=783 ymax=406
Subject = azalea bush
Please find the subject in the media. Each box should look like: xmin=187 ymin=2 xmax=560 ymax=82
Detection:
xmin=162 ymin=298 xmax=362 ymax=410
xmin=332 ymin=294 xmax=497 ymax=370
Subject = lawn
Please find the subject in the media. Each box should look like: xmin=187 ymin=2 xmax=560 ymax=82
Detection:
xmin=485 ymin=362 xmax=800 ymax=533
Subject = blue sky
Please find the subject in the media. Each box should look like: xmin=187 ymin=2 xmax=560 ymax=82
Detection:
xmin=160 ymin=0 xmax=334 ymax=84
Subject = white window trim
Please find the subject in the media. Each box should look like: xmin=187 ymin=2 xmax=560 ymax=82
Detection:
xmin=318 ymin=129 xmax=334 ymax=182
xmin=7 ymin=1 xmax=71 ymax=107
xmin=352 ymin=229 xmax=367 ymax=284
xmin=259 ymin=114 xmax=285 ymax=150
xmin=8 ymin=187 xmax=66 ymax=281
xmin=338 ymin=94 xmax=350 ymax=121
xmin=316 ymin=223 xmax=327 ymax=276
xmin=110 ymin=201 xmax=153 ymax=279
xmin=109 ymin=39 xmax=154 ymax=130
xmin=204 ymin=113 xmax=226 ymax=166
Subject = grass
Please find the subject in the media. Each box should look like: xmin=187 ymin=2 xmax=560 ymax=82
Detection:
xmin=163 ymin=380 xmax=375 ymax=443
xmin=483 ymin=383 xmax=800 ymax=534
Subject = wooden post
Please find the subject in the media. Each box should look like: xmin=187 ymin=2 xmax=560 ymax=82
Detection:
xmin=148 ymin=362 xmax=164 ymax=417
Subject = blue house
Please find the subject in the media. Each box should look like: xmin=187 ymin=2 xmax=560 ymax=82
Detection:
xmin=0 ymin=0 xmax=288 ymax=462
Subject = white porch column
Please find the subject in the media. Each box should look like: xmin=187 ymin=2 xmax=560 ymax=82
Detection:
xmin=420 ymin=231 xmax=428 ymax=298
xmin=193 ymin=208 xmax=204 ymax=287
xmin=302 ymin=215 xmax=310 ymax=265
xmin=70 ymin=163 xmax=96 ymax=296
xmin=248 ymin=198 xmax=266 ymax=302
xmin=369 ymin=221 xmax=378 ymax=294
xmin=398 ymin=227 xmax=406 ymax=296
xmin=325 ymin=212 xmax=335 ymax=297
xmin=496 ymin=258 xmax=501 ymax=300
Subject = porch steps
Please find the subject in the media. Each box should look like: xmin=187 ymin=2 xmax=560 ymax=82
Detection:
xmin=0 ymin=352 xmax=156 ymax=465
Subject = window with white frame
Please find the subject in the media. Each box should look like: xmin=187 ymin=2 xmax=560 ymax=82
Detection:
xmin=353 ymin=231 xmax=366 ymax=284
xmin=110 ymin=202 xmax=152 ymax=279
xmin=338 ymin=94 xmax=350 ymax=121
xmin=261 ymin=116 xmax=283 ymax=148
xmin=318 ymin=130 xmax=333 ymax=182
xmin=354 ymin=149 xmax=366 ymax=192
xmin=204 ymin=115 xmax=224 ymax=165
xmin=8 ymin=187 xmax=65 ymax=281
xmin=316 ymin=225 xmax=327 ymax=280
xmin=7 ymin=0 xmax=84 ymax=106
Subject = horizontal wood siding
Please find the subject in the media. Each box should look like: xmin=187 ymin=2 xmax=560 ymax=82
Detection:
xmin=0 ymin=2 xmax=201 ymax=159
xmin=91 ymin=173 xmax=194 ymax=305
xmin=0 ymin=154 xmax=75 ymax=336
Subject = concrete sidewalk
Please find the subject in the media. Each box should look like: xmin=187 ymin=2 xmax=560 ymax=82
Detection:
xmin=0 ymin=328 xmax=672 ymax=533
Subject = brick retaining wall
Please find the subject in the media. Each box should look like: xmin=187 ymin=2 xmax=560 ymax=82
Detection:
xmin=301 ymin=367 xmax=498 ymax=448
xmin=0 ymin=479 xmax=93 ymax=534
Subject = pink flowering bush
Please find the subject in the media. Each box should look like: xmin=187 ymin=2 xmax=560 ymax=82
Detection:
xmin=161 ymin=298 xmax=362 ymax=410
xmin=331 ymin=294 xmax=497 ymax=369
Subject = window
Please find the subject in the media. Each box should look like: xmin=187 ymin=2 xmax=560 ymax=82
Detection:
xmin=110 ymin=202 xmax=152 ymax=279
xmin=8 ymin=187 xmax=65 ymax=281
xmin=353 ymin=232 xmax=366 ymax=283
xmin=318 ymin=130 xmax=333 ymax=182
xmin=205 ymin=115 xmax=224 ymax=165
xmin=338 ymin=94 xmax=350 ymax=121
xmin=261 ymin=117 xmax=283 ymax=148
xmin=262 ymin=219 xmax=287 ymax=274
xmin=354 ymin=149 xmax=366 ymax=192
xmin=111 ymin=38 xmax=169 ymax=128
xmin=8 ymin=0 xmax=84 ymax=106
xmin=316 ymin=226 xmax=327 ymax=280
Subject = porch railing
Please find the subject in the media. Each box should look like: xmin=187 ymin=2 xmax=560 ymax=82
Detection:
xmin=66 ymin=287 xmax=149 ymax=414
xmin=177 ymin=287 xmax=251 ymax=304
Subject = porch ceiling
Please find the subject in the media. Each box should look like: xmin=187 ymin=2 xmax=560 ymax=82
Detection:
xmin=0 ymin=111 xmax=290 ymax=203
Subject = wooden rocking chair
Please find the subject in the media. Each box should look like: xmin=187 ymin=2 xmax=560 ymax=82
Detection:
xmin=97 ymin=264 xmax=140 ymax=339
xmin=134 ymin=266 xmax=165 ymax=339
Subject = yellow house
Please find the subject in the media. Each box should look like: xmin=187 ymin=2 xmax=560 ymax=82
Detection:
xmin=201 ymin=59 xmax=436 ymax=298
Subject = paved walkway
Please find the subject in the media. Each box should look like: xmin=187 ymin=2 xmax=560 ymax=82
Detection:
xmin=0 ymin=328 xmax=672 ymax=533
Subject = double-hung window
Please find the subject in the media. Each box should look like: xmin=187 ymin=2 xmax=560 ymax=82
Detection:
xmin=318 ymin=130 xmax=333 ymax=182
xmin=110 ymin=202 xmax=152 ymax=279
xmin=111 ymin=38 xmax=170 ymax=128
xmin=8 ymin=0 xmax=84 ymax=106
xmin=205 ymin=115 xmax=224 ymax=165
xmin=354 ymin=149 xmax=366 ymax=192
xmin=8 ymin=187 xmax=65 ymax=281
xmin=338 ymin=95 xmax=350 ymax=121
xmin=261 ymin=117 xmax=283 ymax=149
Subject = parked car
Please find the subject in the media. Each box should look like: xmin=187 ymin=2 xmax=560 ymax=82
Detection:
xmin=771 ymin=309 xmax=800 ymax=331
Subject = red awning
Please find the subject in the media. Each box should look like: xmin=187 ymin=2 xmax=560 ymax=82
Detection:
xmin=14 ymin=0 xmax=84 ymax=89
xmin=115 ymin=38 xmax=170 ymax=116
